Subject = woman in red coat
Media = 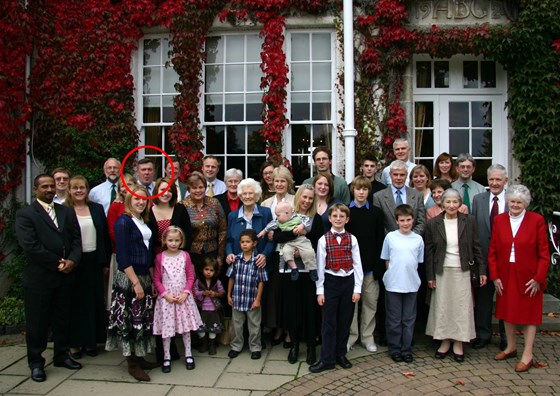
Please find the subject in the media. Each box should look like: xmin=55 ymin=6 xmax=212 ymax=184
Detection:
xmin=488 ymin=184 xmax=549 ymax=373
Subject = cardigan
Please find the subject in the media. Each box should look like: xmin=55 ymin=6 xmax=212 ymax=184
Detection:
xmin=114 ymin=214 xmax=154 ymax=275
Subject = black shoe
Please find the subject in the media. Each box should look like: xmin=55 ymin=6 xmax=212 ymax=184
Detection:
xmin=306 ymin=347 xmax=316 ymax=365
xmin=453 ymin=353 xmax=465 ymax=363
xmin=309 ymin=361 xmax=335 ymax=373
xmin=472 ymin=338 xmax=490 ymax=349
xmin=270 ymin=335 xmax=282 ymax=346
xmin=53 ymin=357 xmax=82 ymax=370
xmin=309 ymin=270 xmax=318 ymax=282
xmin=288 ymin=345 xmax=299 ymax=364
xmin=83 ymin=348 xmax=97 ymax=357
xmin=161 ymin=360 xmax=171 ymax=373
xmin=291 ymin=268 xmax=299 ymax=281
xmin=69 ymin=350 xmax=82 ymax=360
xmin=283 ymin=340 xmax=292 ymax=349
xmin=390 ymin=353 xmax=403 ymax=363
xmin=31 ymin=367 xmax=46 ymax=382
xmin=251 ymin=351 xmax=261 ymax=360
xmin=435 ymin=348 xmax=451 ymax=359
xmin=228 ymin=350 xmax=240 ymax=359
xmin=336 ymin=355 xmax=352 ymax=369
xmin=403 ymin=354 xmax=413 ymax=363
xmin=185 ymin=356 xmax=195 ymax=370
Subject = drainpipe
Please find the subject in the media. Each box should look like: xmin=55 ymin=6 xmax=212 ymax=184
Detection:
xmin=343 ymin=0 xmax=356 ymax=182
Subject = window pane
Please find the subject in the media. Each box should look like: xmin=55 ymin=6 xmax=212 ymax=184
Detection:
xmin=481 ymin=61 xmax=496 ymax=88
xmin=205 ymin=126 xmax=224 ymax=154
xmin=228 ymin=156 xmax=246 ymax=176
xmin=247 ymin=125 xmax=266 ymax=154
xmin=226 ymin=36 xmax=244 ymax=63
xmin=415 ymin=102 xmax=433 ymax=128
xmin=246 ymin=35 xmax=262 ymax=62
xmin=246 ymin=64 xmax=262 ymax=91
xmin=225 ymin=94 xmax=244 ymax=121
xmin=291 ymin=93 xmax=310 ymax=121
xmin=143 ymin=96 xmax=161 ymax=123
xmin=248 ymin=156 xmax=266 ymax=180
xmin=206 ymin=37 xmax=223 ymax=64
xmin=472 ymin=101 xmax=492 ymax=127
xmin=144 ymin=126 xmax=162 ymax=153
xmin=163 ymin=67 xmax=179 ymax=93
xmin=291 ymin=155 xmax=311 ymax=185
xmin=312 ymin=63 xmax=331 ymax=90
xmin=143 ymin=67 xmax=161 ymax=94
xmin=434 ymin=61 xmax=449 ymax=88
xmin=312 ymin=124 xmax=331 ymax=147
xmin=291 ymin=63 xmax=310 ymax=91
xmin=291 ymin=34 xmax=309 ymax=61
xmin=205 ymin=65 xmax=223 ymax=93
xmin=312 ymin=95 xmax=331 ymax=120
xmin=472 ymin=159 xmax=491 ymax=185
xmin=246 ymin=93 xmax=263 ymax=121
xmin=414 ymin=129 xmax=434 ymax=157
xmin=227 ymin=125 xmax=245 ymax=154
xmin=463 ymin=61 xmax=478 ymax=88
xmin=312 ymin=33 xmax=331 ymax=60
xmin=472 ymin=129 xmax=492 ymax=157
xmin=416 ymin=61 xmax=431 ymax=88
xmin=225 ymin=64 xmax=244 ymax=92
xmin=205 ymin=94 xmax=223 ymax=122
xmin=143 ymin=39 xmax=161 ymax=66
xmin=449 ymin=129 xmax=470 ymax=156
xmin=291 ymin=124 xmax=311 ymax=155
xmin=162 ymin=95 xmax=175 ymax=122
xmin=449 ymin=102 xmax=469 ymax=127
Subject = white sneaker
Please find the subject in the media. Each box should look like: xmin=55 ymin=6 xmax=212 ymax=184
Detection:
xmin=365 ymin=343 xmax=377 ymax=353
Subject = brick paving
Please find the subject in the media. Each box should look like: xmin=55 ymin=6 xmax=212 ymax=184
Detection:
xmin=268 ymin=332 xmax=560 ymax=395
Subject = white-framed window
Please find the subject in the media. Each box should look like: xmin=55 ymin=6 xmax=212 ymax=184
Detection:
xmin=413 ymin=55 xmax=508 ymax=184
xmin=138 ymin=35 xmax=179 ymax=175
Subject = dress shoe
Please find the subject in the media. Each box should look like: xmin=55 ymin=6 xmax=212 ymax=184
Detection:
xmin=69 ymin=350 xmax=82 ymax=360
xmin=283 ymin=340 xmax=292 ymax=349
xmin=31 ymin=367 xmax=46 ymax=382
xmin=251 ymin=351 xmax=261 ymax=360
xmin=306 ymin=347 xmax=316 ymax=365
xmin=228 ymin=350 xmax=240 ymax=358
xmin=270 ymin=336 xmax=282 ymax=346
xmin=365 ymin=343 xmax=377 ymax=353
xmin=185 ymin=356 xmax=195 ymax=370
xmin=403 ymin=354 xmax=414 ymax=363
xmin=161 ymin=360 xmax=171 ymax=373
xmin=514 ymin=359 xmax=533 ymax=373
xmin=453 ymin=353 xmax=465 ymax=363
xmin=84 ymin=348 xmax=98 ymax=357
xmin=471 ymin=338 xmax=490 ymax=349
xmin=137 ymin=357 xmax=159 ymax=370
xmin=309 ymin=361 xmax=335 ymax=373
xmin=390 ymin=353 xmax=403 ymax=362
xmin=494 ymin=350 xmax=517 ymax=360
xmin=336 ymin=355 xmax=352 ymax=369
xmin=435 ymin=349 xmax=451 ymax=359
xmin=53 ymin=357 xmax=82 ymax=370
xmin=288 ymin=345 xmax=299 ymax=364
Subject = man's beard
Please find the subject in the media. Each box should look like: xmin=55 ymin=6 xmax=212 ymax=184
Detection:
xmin=108 ymin=174 xmax=119 ymax=183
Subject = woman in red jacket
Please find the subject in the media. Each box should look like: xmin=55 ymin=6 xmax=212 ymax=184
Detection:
xmin=488 ymin=184 xmax=549 ymax=372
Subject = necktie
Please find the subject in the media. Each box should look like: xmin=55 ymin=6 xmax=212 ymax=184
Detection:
xmin=47 ymin=204 xmax=58 ymax=228
xmin=110 ymin=184 xmax=117 ymax=203
xmin=395 ymin=189 xmax=403 ymax=205
xmin=490 ymin=195 xmax=499 ymax=228
xmin=208 ymin=181 xmax=214 ymax=197
xmin=463 ymin=184 xmax=471 ymax=213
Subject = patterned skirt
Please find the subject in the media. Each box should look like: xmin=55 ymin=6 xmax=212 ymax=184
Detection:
xmin=198 ymin=310 xmax=225 ymax=334
xmin=105 ymin=271 xmax=155 ymax=357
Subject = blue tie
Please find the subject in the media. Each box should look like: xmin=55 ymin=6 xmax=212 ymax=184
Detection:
xmin=395 ymin=189 xmax=403 ymax=205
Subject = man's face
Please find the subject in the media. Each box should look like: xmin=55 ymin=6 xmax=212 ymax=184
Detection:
xmin=457 ymin=160 xmax=475 ymax=180
xmin=137 ymin=162 xmax=155 ymax=185
xmin=104 ymin=159 xmax=120 ymax=183
xmin=393 ymin=143 xmax=410 ymax=162
xmin=166 ymin=161 xmax=180 ymax=180
xmin=53 ymin=172 xmax=69 ymax=193
xmin=390 ymin=168 xmax=407 ymax=189
xmin=361 ymin=160 xmax=377 ymax=179
xmin=202 ymin=158 xmax=219 ymax=180
xmin=488 ymin=170 xmax=508 ymax=195
xmin=34 ymin=176 xmax=56 ymax=203
xmin=313 ymin=151 xmax=331 ymax=173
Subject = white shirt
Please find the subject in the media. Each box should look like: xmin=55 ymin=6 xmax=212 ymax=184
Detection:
xmin=206 ymin=178 xmax=226 ymax=196
xmin=89 ymin=179 xmax=118 ymax=215
xmin=509 ymin=209 xmax=526 ymax=262
xmin=381 ymin=230 xmax=424 ymax=293
xmin=488 ymin=190 xmax=506 ymax=215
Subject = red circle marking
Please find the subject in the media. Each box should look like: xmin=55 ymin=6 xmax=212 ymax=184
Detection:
xmin=120 ymin=145 xmax=174 ymax=200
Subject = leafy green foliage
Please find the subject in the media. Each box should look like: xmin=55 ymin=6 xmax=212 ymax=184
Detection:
xmin=0 ymin=296 xmax=25 ymax=326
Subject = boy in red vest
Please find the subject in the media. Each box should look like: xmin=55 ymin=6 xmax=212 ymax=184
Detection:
xmin=309 ymin=203 xmax=363 ymax=373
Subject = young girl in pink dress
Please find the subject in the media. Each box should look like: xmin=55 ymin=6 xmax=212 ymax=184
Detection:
xmin=153 ymin=226 xmax=202 ymax=373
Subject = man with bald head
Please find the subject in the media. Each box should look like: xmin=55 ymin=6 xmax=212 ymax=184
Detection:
xmin=89 ymin=158 xmax=121 ymax=214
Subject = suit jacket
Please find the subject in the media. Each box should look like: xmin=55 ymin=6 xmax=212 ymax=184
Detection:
xmin=471 ymin=191 xmax=508 ymax=275
xmin=15 ymin=201 xmax=82 ymax=288
xmin=424 ymin=212 xmax=485 ymax=281
xmin=372 ymin=186 xmax=426 ymax=235
xmin=488 ymin=211 xmax=549 ymax=290
xmin=88 ymin=202 xmax=112 ymax=267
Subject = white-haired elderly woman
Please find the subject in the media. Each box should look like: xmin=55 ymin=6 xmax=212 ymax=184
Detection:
xmin=425 ymin=188 xmax=485 ymax=363
xmin=225 ymin=178 xmax=274 ymax=268
xmin=215 ymin=168 xmax=243 ymax=219
xmin=488 ymin=184 xmax=549 ymax=372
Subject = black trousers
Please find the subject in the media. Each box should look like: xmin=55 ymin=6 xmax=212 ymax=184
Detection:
xmin=24 ymin=285 xmax=72 ymax=368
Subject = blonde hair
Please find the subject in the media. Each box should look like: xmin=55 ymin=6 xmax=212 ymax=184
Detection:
xmin=65 ymin=175 xmax=91 ymax=207
xmin=162 ymin=225 xmax=186 ymax=249
xmin=124 ymin=185 xmax=150 ymax=221
xmin=294 ymin=184 xmax=317 ymax=217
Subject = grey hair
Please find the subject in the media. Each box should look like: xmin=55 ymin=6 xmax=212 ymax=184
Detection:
xmin=441 ymin=188 xmax=463 ymax=206
xmin=393 ymin=138 xmax=409 ymax=149
xmin=389 ymin=160 xmax=408 ymax=172
xmin=456 ymin=153 xmax=476 ymax=167
xmin=224 ymin=168 xmax=243 ymax=182
xmin=486 ymin=163 xmax=508 ymax=178
xmin=237 ymin=178 xmax=263 ymax=201
xmin=506 ymin=184 xmax=532 ymax=206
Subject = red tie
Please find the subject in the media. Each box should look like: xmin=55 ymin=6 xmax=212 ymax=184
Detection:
xmin=490 ymin=196 xmax=499 ymax=229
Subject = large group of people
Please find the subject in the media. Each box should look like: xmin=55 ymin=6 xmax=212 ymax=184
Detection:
xmin=15 ymin=146 xmax=550 ymax=383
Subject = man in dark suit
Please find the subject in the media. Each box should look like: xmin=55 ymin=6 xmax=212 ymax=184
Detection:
xmin=15 ymin=174 xmax=83 ymax=382
xmin=471 ymin=164 xmax=508 ymax=350
xmin=166 ymin=159 xmax=188 ymax=201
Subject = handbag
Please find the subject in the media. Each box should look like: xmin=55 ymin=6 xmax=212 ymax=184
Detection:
xmin=466 ymin=217 xmax=480 ymax=288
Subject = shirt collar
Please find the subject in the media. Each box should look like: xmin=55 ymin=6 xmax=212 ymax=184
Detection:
xmin=391 ymin=185 xmax=404 ymax=194
xmin=349 ymin=200 xmax=369 ymax=209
